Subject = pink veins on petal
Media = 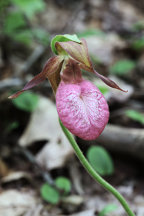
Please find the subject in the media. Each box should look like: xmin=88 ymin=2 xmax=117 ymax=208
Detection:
xmin=56 ymin=80 xmax=109 ymax=140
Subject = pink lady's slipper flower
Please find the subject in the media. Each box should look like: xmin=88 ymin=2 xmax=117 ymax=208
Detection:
xmin=9 ymin=34 xmax=127 ymax=140
xmin=56 ymin=58 xmax=109 ymax=140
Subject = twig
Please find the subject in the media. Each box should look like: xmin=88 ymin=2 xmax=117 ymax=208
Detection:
xmin=96 ymin=124 xmax=144 ymax=160
xmin=14 ymin=146 xmax=54 ymax=185
xmin=0 ymin=78 xmax=51 ymax=92
xmin=0 ymin=78 xmax=23 ymax=90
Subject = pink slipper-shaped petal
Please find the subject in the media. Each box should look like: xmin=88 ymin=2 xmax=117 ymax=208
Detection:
xmin=56 ymin=80 xmax=109 ymax=140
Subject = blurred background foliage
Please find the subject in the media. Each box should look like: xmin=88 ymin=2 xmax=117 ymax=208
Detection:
xmin=0 ymin=0 xmax=50 ymax=45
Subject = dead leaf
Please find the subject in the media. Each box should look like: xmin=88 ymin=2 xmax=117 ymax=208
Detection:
xmin=70 ymin=209 xmax=95 ymax=216
xmin=0 ymin=190 xmax=38 ymax=216
xmin=62 ymin=195 xmax=84 ymax=206
xmin=85 ymin=34 xmax=126 ymax=65
xmin=18 ymin=97 xmax=73 ymax=170
xmin=134 ymin=195 xmax=144 ymax=216
xmin=1 ymin=171 xmax=31 ymax=183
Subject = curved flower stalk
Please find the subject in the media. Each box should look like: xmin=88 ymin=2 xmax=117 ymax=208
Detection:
xmin=9 ymin=34 xmax=134 ymax=216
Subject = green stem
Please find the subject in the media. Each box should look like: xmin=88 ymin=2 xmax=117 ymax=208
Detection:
xmin=59 ymin=120 xmax=135 ymax=216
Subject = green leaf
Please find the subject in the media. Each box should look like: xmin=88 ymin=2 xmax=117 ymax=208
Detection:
xmin=87 ymin=146 xmax=114 ymax=176
xmin=11 ymin=0 xmax=45 ymax=18
xmin=12 ymin=30 xmax=33 ymax=45
xmin=77 ymin=28 xmax=106 ymax=38
xmin=3 ymin=11 xmax=26 ymax=34
xmin=5 ymin=121 xmax=19 ymax=133
xmin=12 ymin=91 xmax=39 ymax=112
xmin=133 ymin=21 xmax=144 ymax=31
xmin=125 ymin=109 xmax=144 ymax=125
xmin=55 ymin=177 xmax=71 ymax=195
xmin=97 ymin=84 xmax=109 ymax=95
xmin=51 ymin=34 xmax=81 ymax=55
xmin=32 ymin=28 xmax=50 ymax=46
xmin=98 ymin=204 xmax=118 ymax=216
xmin=3 ymin=11 xmax=34 ymax=45
xmin=110 ymin=60 xmax=136 ymax=75
xmin=40 ymin=183 xmax=60 ymax=204
xmin=0 ymin=0 xmax=10 ymax=13
xmin=132 ymin=37 xmax=144 ymax=51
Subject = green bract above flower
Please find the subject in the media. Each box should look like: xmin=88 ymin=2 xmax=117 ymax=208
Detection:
xmin=51 ymin=34 xmax=81 ymax=54
xmin=9 ymin=34 xmax=127 ymax=99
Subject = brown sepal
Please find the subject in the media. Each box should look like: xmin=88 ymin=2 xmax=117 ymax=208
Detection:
xmin=56 ymin=38 xmax=92 ymax=69
xmin=94 ymin=70 xmax=128 ymax=92
xmin=9 ymin=56 xmax=63 ymax=99
xmin=57 ymin=39 xmax=127 ymax=92
xmin=79 ymin=64 xmax=127 ymax=92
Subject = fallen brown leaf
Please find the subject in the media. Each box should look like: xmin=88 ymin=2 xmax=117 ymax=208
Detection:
xmin=18 ymin=97 xmax=73 ymax=170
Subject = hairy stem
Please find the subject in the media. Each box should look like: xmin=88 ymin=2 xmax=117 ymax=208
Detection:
xmin=59 ymin=120 xmax=135 ymax=216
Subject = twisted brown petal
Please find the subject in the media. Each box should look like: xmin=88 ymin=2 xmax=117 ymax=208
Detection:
xmin=94 ymin=70 xmax=128 ymax=92
xmin=9 ymin=56 xmax=63 ymax=99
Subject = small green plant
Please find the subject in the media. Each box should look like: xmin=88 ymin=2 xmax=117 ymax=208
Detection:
xmin=110 ymin=60 xmax=136 ymax=76
xmin=55 ymin=177 xmax=71 ymax=195
xmin=12 ymin=91 xmax=39 ymax=112
xmin=40 ymin=176 xmax=71 ymax=204
xmin=98 ymin=204 xmax=118 ymax=216
xmin=87 ymin=146 xmax=114 ymax=176
xmin=41 ymin=183 xmax=60 ymax=204
xmin=125 ymin=109 xmax=144 ymax=125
